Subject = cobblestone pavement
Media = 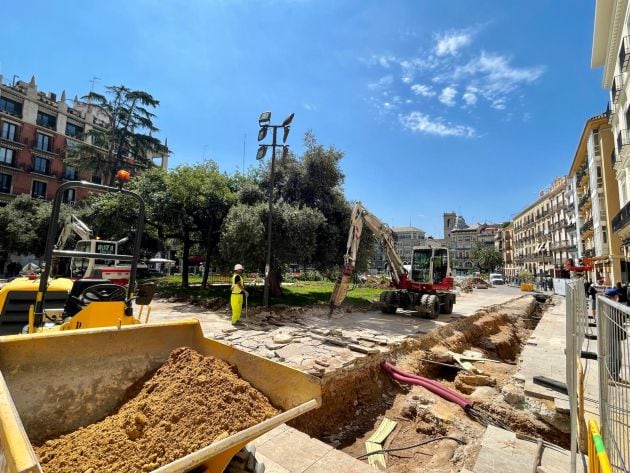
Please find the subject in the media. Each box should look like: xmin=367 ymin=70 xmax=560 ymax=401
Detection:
xmin=147 ymin=286 xmax=525 ymax=378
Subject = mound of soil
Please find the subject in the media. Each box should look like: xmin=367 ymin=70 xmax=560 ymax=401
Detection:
xmin=36 ymin=347 xmax=279 ymax=473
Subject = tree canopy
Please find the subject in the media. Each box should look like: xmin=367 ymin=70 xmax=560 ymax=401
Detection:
xmin=469 ymin=243 xmax=503 ymax=273
xmin=66 ymin=85 xmax=168 ymax=184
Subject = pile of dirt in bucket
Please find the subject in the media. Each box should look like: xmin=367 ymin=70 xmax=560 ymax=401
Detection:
xmin=36 ymin=347 xmax=279 ymax=473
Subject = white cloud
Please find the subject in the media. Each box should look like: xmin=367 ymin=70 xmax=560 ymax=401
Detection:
xmin=439 ymin=86 xmax=457 ymax=106
xmin=410 ymin=84 xmax=435 ymax=97
xmin=367 ymin=75 xmax=393 ymax=91
xmin=456 ymin=51 xmax=544 ymax=83
xmin=400 ymin=111 xmax=475 ymax=137
xmin=303 ymin=103 xmax=316 ymax=111
xmin=435 ymin=31 xmax=472 ymax=56
xmin=462 ymin=87 xmax=478 ymax=106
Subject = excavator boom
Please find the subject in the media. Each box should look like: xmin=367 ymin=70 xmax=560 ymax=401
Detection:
xmin=329 ymin=203 xmax=406 ymax=311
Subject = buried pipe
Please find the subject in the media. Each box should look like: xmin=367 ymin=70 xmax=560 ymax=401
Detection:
xmin=381 ymin=362 xmax=510 ymax=429
xmin=381 ymin=362 xmax=472 ymax=409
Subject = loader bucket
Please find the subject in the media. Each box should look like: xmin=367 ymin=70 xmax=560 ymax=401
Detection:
xmin=0 ymin=320 xmax=321 ymax=473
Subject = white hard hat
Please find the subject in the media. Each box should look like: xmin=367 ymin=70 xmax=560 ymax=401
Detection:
xmin=234 ymin=264 xmax=244 ymax=271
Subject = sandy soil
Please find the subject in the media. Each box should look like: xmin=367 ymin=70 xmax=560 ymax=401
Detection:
xmin=36 ymin=347 xmax=279 ymax=473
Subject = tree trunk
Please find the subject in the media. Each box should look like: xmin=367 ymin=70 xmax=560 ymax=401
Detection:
xmin=269 ymin=267 xmax=283 ymax=297
xmin=181 ymin=234 xmax=191 ymax=288
xmin=201 ymin=220 xmax=214 ymax=289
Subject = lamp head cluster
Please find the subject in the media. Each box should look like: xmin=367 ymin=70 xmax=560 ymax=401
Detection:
xmin=257 ymin=112 xmax=294 ymax=160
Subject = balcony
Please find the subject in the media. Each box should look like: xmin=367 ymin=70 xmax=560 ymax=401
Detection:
xmin=565 ymin=221 xmax=576 ymax=231
xmin=578 ymin=191 xmax=591 ymax=209
xmin=612 ymin=200 xmax=630 ymax=234
xmin=612 ymin=74 xmax=624 ymax=103
xmin=581 ymin=219 xmax=594 ymax=234
xmin=583 ymin=248 xmax=595 ymax=258
xmin=618 ymin=130 xmax=630 ymax=159
xmin=620 ymin=36 xmax=630 ymax=72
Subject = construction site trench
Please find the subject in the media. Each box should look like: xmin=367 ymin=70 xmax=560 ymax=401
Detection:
xmin=285 ymin=295 xmax=569 ymax=472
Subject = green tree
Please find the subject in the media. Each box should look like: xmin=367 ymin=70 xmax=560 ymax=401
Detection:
xmin=66 ymin=85 xmax=168 ymax=184
xmin=83 ymin=164 xmax=236 ymax=287
xmin=0 ymin=195 xmax=72 ymax=258
xmin=219 ymin=132 xmax=371 ymax=296
xmin=219 ymin=201 xmax=325 ymax=295
xmin=469 ymin=243 xmax=503 ymax=273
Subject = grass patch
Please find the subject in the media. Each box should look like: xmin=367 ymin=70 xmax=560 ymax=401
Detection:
xmin=149 ymin=277 xmax=384 ymax=308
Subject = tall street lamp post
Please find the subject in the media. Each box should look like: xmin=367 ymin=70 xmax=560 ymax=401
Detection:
xmin=257 ymin=111 xmax=294 ymax=308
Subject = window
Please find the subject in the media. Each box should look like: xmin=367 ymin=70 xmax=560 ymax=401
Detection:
xmin=0 ymin=97 xmax=22 ymax=117
xmin=593 ymin=129 xmax=601 ymax=155
xmin=0 ymin=173 xmax=11 ymax=193
xmin=65 ymin=122 xmax=83 ymax=138
xmin=603 ymin=226 xmax=608 ymax=244
xmin=0 ymin=147 xmax=14 ymax=165
xmin=36 ymin=111 xmax=56 ymax=129
xmin=1 ymin=122 xmax=17 ymax=141
xmin=64 ymin=166 xmax=78 ymax=180
xmin=35 ymin=133 xmax=51 ymax=151
xmin=31 ymin=181 xmax=46 ymax=199
xmin=33 ymin=156 xmax=50 ymax=174
xmin=63 ymin=188 xmax=76 ymax=204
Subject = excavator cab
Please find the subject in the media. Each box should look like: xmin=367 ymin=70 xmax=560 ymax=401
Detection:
xmin=411 ymin=246 xmax=450 ymax=285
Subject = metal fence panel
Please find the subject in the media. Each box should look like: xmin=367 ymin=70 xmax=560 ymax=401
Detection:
xmin=567 ymin=279 xmax=588 ymax=472
xmin=597 ymin=296 xmax=630 ymax=473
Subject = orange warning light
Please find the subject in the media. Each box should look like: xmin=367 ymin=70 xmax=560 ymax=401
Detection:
xmin=116 ymin=170 xmax=131 ymax=181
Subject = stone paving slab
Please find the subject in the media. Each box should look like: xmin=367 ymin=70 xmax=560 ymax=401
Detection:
xmin=517 ymin=296 xmax=599 ymax=419
xmin=473 ymin=425 xmax=583 ymax=473
xmin=250 ymin=424 xmax=373 ymax=473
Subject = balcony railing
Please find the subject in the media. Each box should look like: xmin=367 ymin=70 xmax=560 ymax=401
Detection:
xmin=583 ymin=248 xmax=595 ymax=258
xmin=612 ymin=74 xmax=624 ymax=103
xmin=612 ymin=199 xmax=630 ymax=234
xmin=579 ymin=191 xmax=591 ymax=208
xmin=581 ymin=219 xmax=594 ymax=234
xmin=620 ymin=35 xmax=630 ymax=72
xmin=618 ymin=130 xmax=630 ymax=157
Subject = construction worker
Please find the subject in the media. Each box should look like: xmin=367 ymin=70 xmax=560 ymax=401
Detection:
xmin=231 ymin=264 xmax=248 ymax=325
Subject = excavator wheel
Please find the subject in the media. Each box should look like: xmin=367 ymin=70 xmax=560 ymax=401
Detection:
xmin=422 ymin=294 xmax=440 ymax=320
xmin=441 ymin=297 xmax=454 ymax=314
xmin=380 ymin=291 xmax=398 ymax=314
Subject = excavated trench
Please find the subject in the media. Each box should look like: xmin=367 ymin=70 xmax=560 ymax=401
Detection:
xmin=290 ymin=295 xmax=570 ymax=471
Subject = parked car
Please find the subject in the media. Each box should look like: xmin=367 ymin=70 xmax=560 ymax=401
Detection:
xmin=489 ymin=273 xmax=504 ymax=285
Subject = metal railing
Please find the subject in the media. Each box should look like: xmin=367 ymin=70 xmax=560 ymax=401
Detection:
xmin=566 ymin=279 xmax=590 ymax=472
xmin=596 ymin=296 xmax=630 ymax=473
xmin=613 ymin=200 xmax=630 ymax=234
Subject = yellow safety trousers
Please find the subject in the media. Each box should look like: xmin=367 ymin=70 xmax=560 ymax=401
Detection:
xmin=231 ymin=293 xmax=243 ymax=324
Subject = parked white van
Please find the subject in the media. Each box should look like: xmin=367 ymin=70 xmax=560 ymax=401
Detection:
xmin=489 ymin=273 xmax=504 ymax=285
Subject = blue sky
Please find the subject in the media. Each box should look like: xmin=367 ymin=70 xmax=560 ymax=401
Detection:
xmin=0 ymin=0 xmax=607 ymax=237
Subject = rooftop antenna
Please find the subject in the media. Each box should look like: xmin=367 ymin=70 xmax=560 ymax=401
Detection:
xmin=89 ymin=76 xmax=100 ymax=93
xmin=88 ymin=76 xmax=100 ymax=105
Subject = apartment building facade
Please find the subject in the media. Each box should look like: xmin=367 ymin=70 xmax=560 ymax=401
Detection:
xmin=0 ymin=75 xmax=168 ymax=207
xmin=443 ymin=214 xmax=500 ymax=275
xmin=511 ymin=177 xmax=576 ymax=279
xmin=593 ymin=1 xmax=630 ymax=282
xmin=567 ymin=114 xmax=622 ymax=284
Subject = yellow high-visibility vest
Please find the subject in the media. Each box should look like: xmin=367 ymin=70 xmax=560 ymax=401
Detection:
xmin=231 ymin=273 xmax=243 ymax=294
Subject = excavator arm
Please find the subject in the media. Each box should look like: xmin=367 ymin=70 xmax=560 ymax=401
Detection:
xmin=329 ymin=203 xmax=406 ymax=312
xmin=55 ymin=215 xmax=92 ymax=250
